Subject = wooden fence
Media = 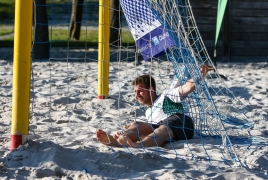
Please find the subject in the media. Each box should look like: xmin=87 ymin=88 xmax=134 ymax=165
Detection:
xmin=46 ymin=0 xmax=268 ymax=62
xmin=191 ymin=0 xmax=268 ymax=62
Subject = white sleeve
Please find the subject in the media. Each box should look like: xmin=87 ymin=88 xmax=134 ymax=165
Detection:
xmin=161 ymin=87 xmax=181 ymax=102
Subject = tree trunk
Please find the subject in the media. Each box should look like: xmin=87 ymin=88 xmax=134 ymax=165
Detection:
xmin=110 ymin=0 xmax=121 ymax=46
xmin=69 ymin=0 xmax=84 ymax=40
xmin=34 ymin=0 xmax=49 ymax=59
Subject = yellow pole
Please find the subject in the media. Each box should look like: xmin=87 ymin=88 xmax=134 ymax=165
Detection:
xmin=98 ymin=0 xmax=110 ymax=99
xmin=10 ymin=0 xmax=33 ymax=151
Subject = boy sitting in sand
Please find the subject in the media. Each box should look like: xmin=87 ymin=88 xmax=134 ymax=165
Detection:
xmin=96 ymin=65 xmax=214 ymax=148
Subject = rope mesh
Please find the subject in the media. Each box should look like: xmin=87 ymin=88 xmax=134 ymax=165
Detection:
xmin=30 ymin=0 xmax=267 ymax=167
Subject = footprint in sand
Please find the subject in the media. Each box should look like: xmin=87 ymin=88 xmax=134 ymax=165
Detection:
xmin=53 ymin=97 xmax=80 ymax=104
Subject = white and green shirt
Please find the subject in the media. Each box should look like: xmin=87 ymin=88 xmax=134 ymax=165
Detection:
xmin=145 ymin=87 xmax=183 ymax=124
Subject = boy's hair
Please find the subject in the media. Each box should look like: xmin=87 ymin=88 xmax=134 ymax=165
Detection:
xmin=132 ymin=75 xmax=156 ymax=92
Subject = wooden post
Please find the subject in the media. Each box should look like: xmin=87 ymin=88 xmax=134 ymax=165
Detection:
xmin=69 ymin=0 xmax=85 ymax=40
xmin=110 ymin=0 xmax=121 ymax=47
xmin=34 ymin=0 xmax=49 ymax=60
xmin=223 ymin=0 xmax=231 ymax=62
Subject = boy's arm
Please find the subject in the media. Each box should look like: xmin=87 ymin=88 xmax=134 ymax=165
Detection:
xmin=178 ymin=65 xmax=214 ymax=98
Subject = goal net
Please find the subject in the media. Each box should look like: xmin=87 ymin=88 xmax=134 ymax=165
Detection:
xmin=29 ymin=0 xmax=266 ymax=167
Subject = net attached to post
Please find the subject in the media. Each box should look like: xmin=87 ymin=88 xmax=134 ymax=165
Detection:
xmin=29 ymin=0 xmax=267 ymax=168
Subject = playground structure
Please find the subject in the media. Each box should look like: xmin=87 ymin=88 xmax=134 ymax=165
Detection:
xmin=11 ymin=0 xmax=266 ymax=167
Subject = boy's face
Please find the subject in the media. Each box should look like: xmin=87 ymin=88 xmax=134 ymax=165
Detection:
xmin=134 ymin=83 xmax=153 ymax=106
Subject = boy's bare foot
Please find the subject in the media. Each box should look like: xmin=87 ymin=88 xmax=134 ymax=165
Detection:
xmin=96 ymin=129 xmax=121 ymax=147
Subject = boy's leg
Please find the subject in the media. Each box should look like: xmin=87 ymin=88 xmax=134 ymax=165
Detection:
xmin=117 ymin=113 xmax=194 ymax=148
xmin=114 ymin=121 xmax=155 ymax=145
xmin=117 ymin=125 xmax=174 ymax=148
xmin=96 ymin=121 xmax=154 ymax=147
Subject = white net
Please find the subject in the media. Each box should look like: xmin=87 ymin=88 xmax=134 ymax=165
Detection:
xmin=28 ymin=0 xmax=267 ymax=168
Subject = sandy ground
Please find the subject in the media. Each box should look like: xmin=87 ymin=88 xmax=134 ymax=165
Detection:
xmin=0 ymin=47 xmax=268 ymax=179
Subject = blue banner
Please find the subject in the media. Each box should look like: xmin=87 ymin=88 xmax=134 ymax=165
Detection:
xmin=120 ymin=0 xmax=175 ymax=61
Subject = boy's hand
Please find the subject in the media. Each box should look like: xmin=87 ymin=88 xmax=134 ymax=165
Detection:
xmin=200 ymin=65 xmax=214 ymax=76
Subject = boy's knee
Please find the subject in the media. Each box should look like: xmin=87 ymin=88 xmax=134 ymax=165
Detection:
xmin=129 ymin=121 xmax=146 ymax=127
xmin=129 ymin=121 xmax=139 ymax=128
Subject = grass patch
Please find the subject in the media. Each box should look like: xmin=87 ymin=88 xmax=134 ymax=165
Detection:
xmin=0 ymin=28 xmax=14 ymax=36
xmin=0 ymin=28 xmax=135 ymax=47
xmin=46 ymin=0 xmax=98 ymax=3
xmin=50 ymin=29 xmax=134 ymax=44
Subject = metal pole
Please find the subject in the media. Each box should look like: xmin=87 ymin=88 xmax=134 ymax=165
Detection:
xmin=10 ymin=0 xmax=33 ymax=151
xmin=98 ymin=0 xmax=110 ymax=99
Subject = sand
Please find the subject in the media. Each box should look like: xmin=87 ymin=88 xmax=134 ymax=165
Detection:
xmin=0 ymin=47 xmax=267 ymax=179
